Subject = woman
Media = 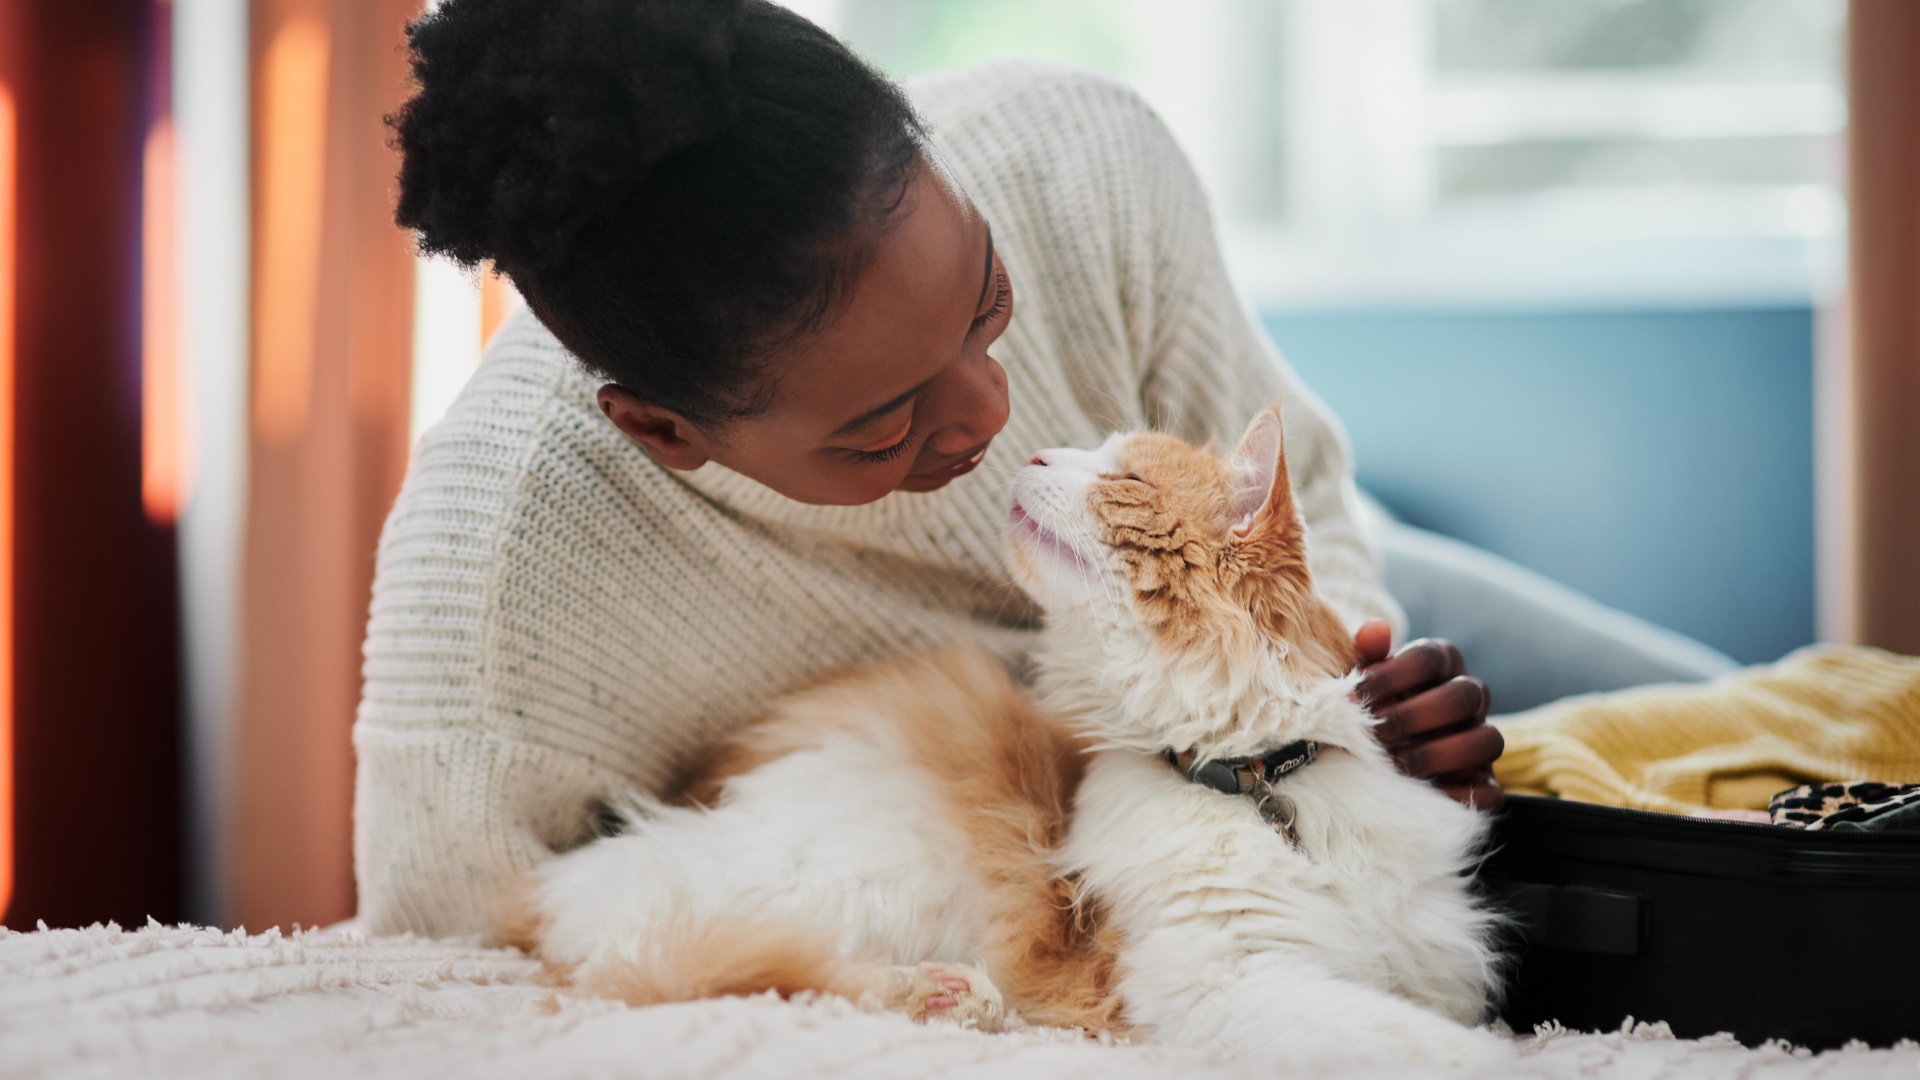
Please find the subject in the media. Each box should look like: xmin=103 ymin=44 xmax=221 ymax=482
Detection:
xmin=362 ymin=0 xmax=1500 ymax=938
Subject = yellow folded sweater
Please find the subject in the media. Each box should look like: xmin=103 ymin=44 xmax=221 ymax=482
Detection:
xmin=1493 ymin=644 xmax=1920 ymax=814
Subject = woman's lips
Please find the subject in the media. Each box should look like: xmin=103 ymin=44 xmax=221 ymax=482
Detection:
xmin=909 ymin=441 xmax=991 ymax=484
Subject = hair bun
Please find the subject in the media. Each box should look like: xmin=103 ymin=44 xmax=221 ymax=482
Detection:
xmin=393 ymin=0 xmax=747 ymax=270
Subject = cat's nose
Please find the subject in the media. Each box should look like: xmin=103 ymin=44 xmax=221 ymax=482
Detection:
xmin=1029 ymin=451 xmax=1052 ymax=466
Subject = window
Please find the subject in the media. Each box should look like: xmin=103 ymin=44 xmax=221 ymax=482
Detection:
xmin=799 ymin=0 xmax=1845 ymax=308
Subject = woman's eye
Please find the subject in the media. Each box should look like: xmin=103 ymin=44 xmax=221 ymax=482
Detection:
xmin=848 ymin=418 xmax=916 ymax=464
xmin=969 ymin=269 xmax=1011 ymax=334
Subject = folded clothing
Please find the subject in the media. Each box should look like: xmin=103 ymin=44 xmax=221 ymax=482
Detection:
xmin=1492 ymin=644 xmax=1920 ymax=815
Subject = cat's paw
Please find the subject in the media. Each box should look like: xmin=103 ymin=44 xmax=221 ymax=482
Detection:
xmin=1391 ymin=1021 xmax=1514 ymax=1069
xmin=877 ymin=962 xmax=1006 ymax=1031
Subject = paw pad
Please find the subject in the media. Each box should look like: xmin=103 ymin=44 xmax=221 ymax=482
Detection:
xmin=883 ymin=962 xmax=1005 ymax=1031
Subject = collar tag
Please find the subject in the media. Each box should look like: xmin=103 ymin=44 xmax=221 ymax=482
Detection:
xmin=1163 ymin=740 xmax=1320 ymax=849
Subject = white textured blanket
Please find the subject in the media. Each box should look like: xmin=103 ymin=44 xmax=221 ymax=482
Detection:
xmin=3 ymin=923 xmax=1914 ymax=1079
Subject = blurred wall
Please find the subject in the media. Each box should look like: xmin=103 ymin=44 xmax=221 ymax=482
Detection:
xmin=1267 ymin=304 xmax=1815 ymax=665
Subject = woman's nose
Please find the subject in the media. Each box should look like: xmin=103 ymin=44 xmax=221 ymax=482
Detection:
xmin=925 ymin=356 xmax=1010 ymax=454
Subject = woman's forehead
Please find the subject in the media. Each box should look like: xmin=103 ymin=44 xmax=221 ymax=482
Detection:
xmin=776 ymin=167 xmax=987 ymax=433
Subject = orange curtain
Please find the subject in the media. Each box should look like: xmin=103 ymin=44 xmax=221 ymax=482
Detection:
xmin=234 ymin=0 xmax=416 ymax=932
xmin=1842 ymin=1 xmax=1920 ymax=654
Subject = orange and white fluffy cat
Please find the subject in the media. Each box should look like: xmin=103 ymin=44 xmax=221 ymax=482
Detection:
xmin=501 ymin=401 xmax=1506 ymax=1068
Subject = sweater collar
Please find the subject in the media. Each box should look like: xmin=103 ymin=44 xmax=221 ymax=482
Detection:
xmin=669 ymin=448 xmax=1026 ymax=578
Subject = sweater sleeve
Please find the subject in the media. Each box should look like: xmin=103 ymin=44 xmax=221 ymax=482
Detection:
xmin=1104 ymin=84 xmax=1405 ymax=636
xmin=352 ymin=314 xmax=632 ymax=938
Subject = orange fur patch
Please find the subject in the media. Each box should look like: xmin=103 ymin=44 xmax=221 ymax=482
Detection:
xmin=877 ymin=650 xmax=1127 ymax=1034
xmin=1091 ymin=420 xmax=1358 ymax=679
xmin=575 ymin=915 xmax=873 ymax=1007
xmin=491 ymin=875 xmax=577 ymax=986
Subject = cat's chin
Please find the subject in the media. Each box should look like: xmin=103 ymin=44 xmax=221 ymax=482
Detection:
xmin=1005 ymin=503 xmax=1106 ymax=600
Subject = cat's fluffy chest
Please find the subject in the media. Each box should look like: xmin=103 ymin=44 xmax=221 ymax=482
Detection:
xmin=1060 ymin=737 xmax=1496 ymax=1037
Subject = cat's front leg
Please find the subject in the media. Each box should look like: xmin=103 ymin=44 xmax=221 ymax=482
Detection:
xmin=1064 ymin=750 xmax=1510 ymax=1068
xmin=1137 ymin=947 xmax=1510 ymax=1068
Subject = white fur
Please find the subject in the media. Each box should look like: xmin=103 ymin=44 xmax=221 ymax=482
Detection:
xmin=531 ymin=728 xmax=991 ymax=984
xmin=1059 ymin=749 xmax=1501 ymax=1064
xmin=526 ymin=418 xmax=1507 ymax=1069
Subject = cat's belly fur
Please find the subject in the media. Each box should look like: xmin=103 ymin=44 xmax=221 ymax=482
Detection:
xmin=533 ymin=737 xmax=992 ymax=972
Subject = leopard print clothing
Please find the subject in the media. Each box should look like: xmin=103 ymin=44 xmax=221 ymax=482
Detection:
xmin=1768 ymin=782 xmax=1920 ymax=831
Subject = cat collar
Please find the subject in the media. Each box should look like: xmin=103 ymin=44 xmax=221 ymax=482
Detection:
xmin=1163 ymin=741 xmax=1320 ymax=848
xmin=1161 ymin=740 xmax=1320 ymax=796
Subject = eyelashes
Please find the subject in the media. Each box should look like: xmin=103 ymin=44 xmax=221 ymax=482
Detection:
xmin=850 ymin=415 xmax=916 ymax=464
xmin=970 ymin=269 xmax=1011 ymax=334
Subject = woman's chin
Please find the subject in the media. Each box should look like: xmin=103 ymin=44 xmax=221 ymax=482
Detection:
xmin=896 ymin=473 xmax=957 ymax=494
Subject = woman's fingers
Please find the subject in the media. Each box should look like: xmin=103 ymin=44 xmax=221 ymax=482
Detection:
xmin=1372 ymin=676 xmax=1488 ymax=743
xmin=1354 ymin=638 xmax=1466 ymax=709
xmin=1389 ymin=721 xmax=1505 ymax=781
xmin=1353 ymin=619 xmax=1393 ymax=666
xmin=1349 ymin=634 xmax=1506 ymax=811
xmin=1437 ymin=771 xmax=1507 ymax=811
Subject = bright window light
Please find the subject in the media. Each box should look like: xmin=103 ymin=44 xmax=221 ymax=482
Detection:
xmin=812 ymin=0 xmax=1845 ymax=308
xmin=410 ymin=256 xmax=482 ymax=444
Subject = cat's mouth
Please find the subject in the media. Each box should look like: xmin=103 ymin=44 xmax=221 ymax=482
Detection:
xmin=1008 ymin=500 xmax=1095 ymax=574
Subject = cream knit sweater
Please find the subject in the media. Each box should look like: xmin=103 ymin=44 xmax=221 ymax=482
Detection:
xmin=354 ymin=62 xmax=1404 ymax=938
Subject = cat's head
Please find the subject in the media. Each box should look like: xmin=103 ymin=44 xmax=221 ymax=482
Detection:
xmin=1006 ymin=400 xmax=1366 ymax=759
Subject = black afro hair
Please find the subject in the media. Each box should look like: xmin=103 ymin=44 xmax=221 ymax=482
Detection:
xmin=390 ymin=0 xmax=924 ymax=426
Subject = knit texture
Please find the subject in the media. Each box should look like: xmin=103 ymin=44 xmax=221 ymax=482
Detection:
xmin=355 ymin=62 xmax=1401 ymax=938
xmin=1494 ymin=644 xmax=1920 ymax=814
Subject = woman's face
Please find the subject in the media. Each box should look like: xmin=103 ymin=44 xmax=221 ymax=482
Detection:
xmin=598 ymin=159 xmax=1014 ymax=506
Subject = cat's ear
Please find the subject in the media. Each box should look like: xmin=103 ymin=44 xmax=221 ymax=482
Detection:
xmin=1228 ymin=403 xmax=1296 ymax=540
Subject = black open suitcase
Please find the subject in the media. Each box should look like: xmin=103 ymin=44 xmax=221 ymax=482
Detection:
xmin=1481 ymin=794 xmax=1920 ymax=1049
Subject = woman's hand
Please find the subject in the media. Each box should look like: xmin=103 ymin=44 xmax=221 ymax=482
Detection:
xmin=1352 ymin=620 xmax=1505 ymax=810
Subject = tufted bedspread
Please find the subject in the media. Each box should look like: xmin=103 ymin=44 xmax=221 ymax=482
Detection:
xmin=3 ymin=922 xmax=1915 ymax=1079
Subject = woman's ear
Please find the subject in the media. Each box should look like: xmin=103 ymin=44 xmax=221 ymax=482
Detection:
xmin=596 ymin=385 xmax=712 ymax=471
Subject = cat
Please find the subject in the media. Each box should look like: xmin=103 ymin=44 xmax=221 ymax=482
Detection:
xmin=498 ymin=400 xmax=1507 ymax=1067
